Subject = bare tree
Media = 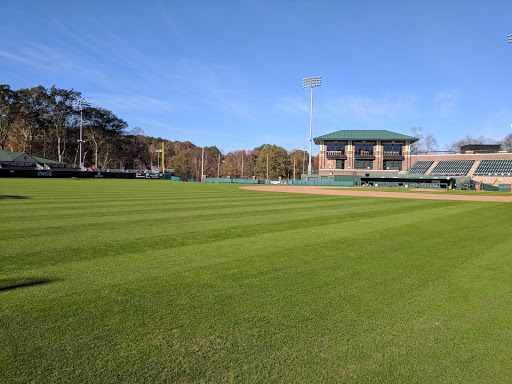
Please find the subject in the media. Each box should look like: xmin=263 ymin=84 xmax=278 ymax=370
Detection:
xmin=409 ymin=127 xmax=438 ymax=154
xmin=446 ymin=134 xmax=499 ymax=152
xmin=501 ymin=133 xmax=512 ymax=152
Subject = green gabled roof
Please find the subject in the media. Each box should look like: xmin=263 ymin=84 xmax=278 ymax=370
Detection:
xmin=32 ymin=155 xmax=66 ymax=164
xmin=314 ymin=130 xmax=419 ymax=144
xmin=0 ymin=149 xmax=26 ymax=162
xmin=0 ymin=149 xmax=67 ymax=164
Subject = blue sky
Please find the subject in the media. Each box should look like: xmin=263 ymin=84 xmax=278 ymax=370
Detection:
xmin=1 ymin=0 xmax=511 ymax=154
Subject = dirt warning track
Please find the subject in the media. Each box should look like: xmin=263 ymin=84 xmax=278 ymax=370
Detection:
xmin=240 ymin=185 xmax=512 ymax=202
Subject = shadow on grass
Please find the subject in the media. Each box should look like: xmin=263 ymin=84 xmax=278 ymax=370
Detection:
xmin=0 ymin=195 xmax=30 ymax=200
xmin=0 ymin=278 xmax=58 ymax=292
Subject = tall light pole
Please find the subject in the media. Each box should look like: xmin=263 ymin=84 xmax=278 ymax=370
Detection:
xmin=217 ymin=153 xmax=221 ymax=178
xmin=201 ymin=147 xmax=205 ymax=181
xmin=266 ymin=153 xmax=269 ymax=181
xmin=73 ymin=99 xmax=90 ymax=170
xmin=303 ymin=76 xmax=321 ymax=175
xmin=156 ymin=149 xmax=162 ymax=170
xmin=293 ymin=154 xmax=296 ymax=180
xmin=301 ymin=145 xmax=307 ymax=175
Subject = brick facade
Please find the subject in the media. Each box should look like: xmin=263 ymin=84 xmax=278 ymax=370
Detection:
xmin=318 ymin=139 xmax=413 ymax=176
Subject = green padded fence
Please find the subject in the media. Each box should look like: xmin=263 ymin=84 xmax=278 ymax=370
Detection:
xmin=290 ymin=180 xmax=354 ymax=186
xmin=483 ymin=184 xmax=500 ymax=191
xmin=202 ymin=179 xmax=354 ymax=186
xmin=203 ymin=178 xmax=258 ymax=184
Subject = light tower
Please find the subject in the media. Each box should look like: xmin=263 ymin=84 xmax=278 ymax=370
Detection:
xmin=73 ymin=99 xmax=90 ymax=170
xmin=302 ymin=76 xmax=321 ymax=174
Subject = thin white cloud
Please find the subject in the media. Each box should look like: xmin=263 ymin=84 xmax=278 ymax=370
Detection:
xmin=433 ymin=89 xmax=458 ymax=116
xmin=480 ymin=107 xmax=512 ymax=140
xmin=275 ymin=96 xmax=309 ymax=114
xmin=0 ymin=50 xmax=33 ymax=66
xmin=52 ymin=20 xmax=105 ymax=56
xmin=137 ymin=118 xmax=188 ymax=133
xmin=0 ymin=42 xmax=114 ymax=88
xmin=325 ymin=93 xmax=417 ymax=122
xmin=90 ymin=93 xmax=190 ymax=114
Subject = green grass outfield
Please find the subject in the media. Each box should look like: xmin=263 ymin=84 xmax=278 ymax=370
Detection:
xmin=2 ymin=179 xmax=512 ymax=383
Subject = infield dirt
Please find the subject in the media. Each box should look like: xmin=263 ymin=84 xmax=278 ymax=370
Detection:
xmin=240 ymin=185 xmax=512 ymax=202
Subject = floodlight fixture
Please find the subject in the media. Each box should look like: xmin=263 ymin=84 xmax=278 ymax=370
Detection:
xmin=73 ymin=99 xmax=90 ymax=170
xmin=302 ymin=76 xmax=322 ymax=88
xmin=508 ymin=34 xmax=512 ymax=43
xmin=302 ymin=76 xmax=321 ymax=174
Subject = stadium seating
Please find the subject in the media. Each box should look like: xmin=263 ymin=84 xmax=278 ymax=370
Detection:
xmin=472 ymin=159 xmax=512 ymax=176
xmin=500 ymin=177 xmax=512 ymax=185
xmin=47 ymin=164 xmax=80 ymax=171
xmin=429 ymin=160 xmax=475 ymax=176
xmin=407 ymin=160 xmax=434 ymax=175
xmin=472 ymin=176 xmax=497 ymax=186
xmin=5 ymin=165 xmax=38 ymax=170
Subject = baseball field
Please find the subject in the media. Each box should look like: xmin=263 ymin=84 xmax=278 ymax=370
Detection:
xmin=1 ymin=179 xmax=512 ymax=383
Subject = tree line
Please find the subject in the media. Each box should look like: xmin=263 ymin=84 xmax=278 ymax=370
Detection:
xmin=3 ymin=84 xmax=510 ymax=178
xmin=0 ymin=84 xmax=314 ymax=179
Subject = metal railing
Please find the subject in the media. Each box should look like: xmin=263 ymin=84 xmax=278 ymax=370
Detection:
xmin=326 ymin=150 xmax=344 ymax=156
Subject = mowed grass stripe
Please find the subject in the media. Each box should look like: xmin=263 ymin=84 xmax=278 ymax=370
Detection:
xmin=2 ymin=179 xmax=512 ymax=383
xmin=2 ymin=195 xmax=448 ymax=239
xmin=2 ymin=195 xmax=479 ymax=271
xmin=0 ymin=193 xmax=380 ymax=223
xmin=1 ymin=188 xmax=337 ymax=219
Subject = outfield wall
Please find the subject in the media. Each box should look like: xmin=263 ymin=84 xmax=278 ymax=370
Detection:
xmin=203 ymin=178 xmax=259 ymax=184
xmin=0 ymin=169 xmax=179 ymax=180
xmin=203 ymin=177 xmax=355 ymax=186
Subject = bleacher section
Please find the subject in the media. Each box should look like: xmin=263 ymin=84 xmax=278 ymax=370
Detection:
xmin=472 ymin=159 xmax=512 ymax=176
xmin=407 ymin=160 xmax=433 ymax=175
xmin=500 ymin=177 xmax=512 ymax=185
xmin=429 ymin=160 xmax=475 ymax=176
xmin=5 ymin=165 xmax=39 ymax=170
xmin=472 ymin=176 xmax=498 ymax=186
xmin=47 ymin=164 xmax=80 ymax=171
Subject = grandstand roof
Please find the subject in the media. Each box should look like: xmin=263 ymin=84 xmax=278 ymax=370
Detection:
xmin=313 ymin=130 xmax=419 ymax=144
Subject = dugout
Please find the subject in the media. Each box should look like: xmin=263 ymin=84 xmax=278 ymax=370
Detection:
xmin=358 ymin=174 xmax=462 ymax=189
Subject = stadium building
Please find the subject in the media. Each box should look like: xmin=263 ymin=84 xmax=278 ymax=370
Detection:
xmin=309 ymin=129 xmax=512 ymax=190
xmin=314 ymin=130 xmax=418 ymax=175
